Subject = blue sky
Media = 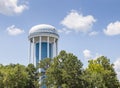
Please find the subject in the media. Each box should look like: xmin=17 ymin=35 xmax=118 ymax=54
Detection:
xmin=0 ymin=0 xmax=120 ymax=80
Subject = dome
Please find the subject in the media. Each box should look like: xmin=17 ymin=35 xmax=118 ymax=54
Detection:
xmin=29 ymin=24 xmax=56 ymax=34
xmin=28 ymin=24 xmax=59 ymax=39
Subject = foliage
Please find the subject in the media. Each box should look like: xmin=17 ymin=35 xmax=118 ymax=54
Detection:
xmin=39 ymin=50 xmax=85 ymax=88
xmin=39 ymin=52 xmax=120 ymax=88
xmin=0 ymin=64 xmax=29 ymax=88
xmin=84 ymin=56 xmax=120 ymax=88
xmin=0 ymin=63 xmax=39 ymax=88
xmin=0 ymin=51 xmax=120 ymax=88
xmin=26 ymin=64 xmax=40 ymax=88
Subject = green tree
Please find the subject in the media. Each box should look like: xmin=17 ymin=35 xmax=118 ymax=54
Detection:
xmin=1 ymin=64 xmax=29 ymax=88
xmin=84 ymin=56 xmax=120 ymax=88
xmin=0 ymin=63 xmax=40 ymax=88
xmin=39 ymin=50 xmax=85 ymax=88
xmin=26 ymin=64 xmax=40 ymax=88
xmin=0 ymin=64 xmax=4 ymax=88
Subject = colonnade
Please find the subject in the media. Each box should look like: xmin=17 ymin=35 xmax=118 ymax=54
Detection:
xmin=28 ymin=36 xmax=58 ymax=65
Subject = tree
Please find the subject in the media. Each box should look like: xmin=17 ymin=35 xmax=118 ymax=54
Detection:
xmin=0 ymin=64 xmax=29 ymax=88
xmin=0 ymin=64 xmax=4 ymax=88
xmin=84 ymin=56 xmax=120 ymax=88
xmin=39 ymin=50 xmax=85 ymax=88
xmin=26 ymin=64 xmax=40 ymax=88
xmin=0 ymin=63 xmax=40 ymax=88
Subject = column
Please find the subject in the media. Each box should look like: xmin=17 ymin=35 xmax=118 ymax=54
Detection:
xmin=47 ymin=36 xmax=49 ymax=58
xmin=39 ymin=36 xmax=41 ymax=60
xmin=53 ymin=38 xmax=56 ymax=57
xmin=32 ymin=38 xmax=35 ymax=65
xmin=29 ymin=39 xmax=31 ymax=63
xmin=56 ymin=39 xmax=58 ymax=56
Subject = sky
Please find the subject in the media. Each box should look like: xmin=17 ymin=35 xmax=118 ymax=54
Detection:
xmin=0 ymin=0 xmax=120 ymax=80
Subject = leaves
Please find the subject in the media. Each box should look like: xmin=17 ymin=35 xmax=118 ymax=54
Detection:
xmin=39 ymin=50 xmax=84 ymax=88
xmin=39 ymin=52 xmax=120 ymax=88
xmin=84 ymin=56 xmax=120 ymax=88
xmin=0 ymin=52 xmax=119 ymax=88
xmin=0 ymin=64 xmax=40 ymax=88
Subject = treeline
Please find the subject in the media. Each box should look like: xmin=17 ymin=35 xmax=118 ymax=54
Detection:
xmin=39 ymin=51 xmax=120 ymax=88
xmin=0 ymin=64 xmax=39 ymax=88
xmin=0 ymin=50 xmax=120 ymax=88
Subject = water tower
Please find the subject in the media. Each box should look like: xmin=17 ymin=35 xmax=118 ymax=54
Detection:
xmin=28 ymin=24 xmax=59 ymax=65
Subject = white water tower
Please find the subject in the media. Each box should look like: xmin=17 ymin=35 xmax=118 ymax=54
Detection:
xmin=28 ymin=24 xmax=59 ymax=65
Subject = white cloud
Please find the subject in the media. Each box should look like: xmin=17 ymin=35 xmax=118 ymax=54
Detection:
xmin=58 ymin=28 xmax=72 ymax=34
xmin=114 ymin=58 xmax=120 ymax=81
xmin=104 ymin=21 xmax=120 ymax=36
xmin=83 ymin=49 xmax=92 ymax=59
xmin=89 ymin=31 xmax=98 ymax=36
xmin=83 ymin=49 xmax=102 ymax=60
xmin=0 ymin=0 xmax=28 ymax=15
xmin=61 ymin=10 xmax=96 ymax=33
xmin=6 ymin=25 xmax=24 ymax=36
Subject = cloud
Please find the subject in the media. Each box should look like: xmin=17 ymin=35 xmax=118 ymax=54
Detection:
xmin=61 ymin=10 xmax=96 ymax=33
xmin=114 ymin=58 xmax=120 ymax=81
xmin=0 ymin=0 xmax=28 ymax=15
xmin=58 ymin=28 xmax=72 ymax=34
xmin=6 ymin=25 xmax=24 ymax=36
xmin=83 ymin=49 xmax=102 ymax=60
xmin=89 ymin=31 xmax=98 ymax=36
xmin=83 ymin=49 xmax=92 ymax=59
xmin=104 ymin=21 xmax=120 ymax=36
